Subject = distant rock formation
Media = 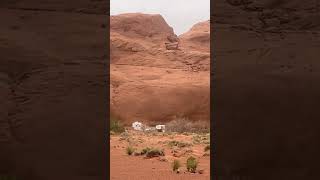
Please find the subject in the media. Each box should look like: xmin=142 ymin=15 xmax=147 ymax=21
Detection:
xmin=110 ymin=13 xmax=176 ymax=43
xmin=179 ymin=20 xmax=210 ymax=52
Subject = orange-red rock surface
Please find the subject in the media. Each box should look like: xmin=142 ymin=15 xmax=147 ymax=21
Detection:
xmin=110 ymin=13 xmax=210 ymax=125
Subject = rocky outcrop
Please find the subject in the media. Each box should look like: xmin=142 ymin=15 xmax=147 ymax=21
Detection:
xmin=179 ymin=20 xmax=210 ymax=52
xmin=165 ymin=42 xmax=179 ymax=50
xmin=110 ymin=13 xmax=210 ymax=124
xmin=110 ymin=13 xmax=176 ymax=42
xmin=167 ymin=34 xmax=179 ymax=43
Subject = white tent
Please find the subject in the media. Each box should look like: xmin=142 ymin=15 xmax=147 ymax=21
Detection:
xmin=132 ymin=121 xmax=143 ymax=131
xmin=155 ymin=125 xmax=165 ymax=132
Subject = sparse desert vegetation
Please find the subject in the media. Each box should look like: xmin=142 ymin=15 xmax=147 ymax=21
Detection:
xmin=165 ymin=118 xmax=210 ymax=133
xmin=126 ymin=146 xmax=135 ymax=155
xmin=168 ymin=140 xmax=192 ymax=148
xmin=110 ymin=118 xmax=125 ymax=134
xmin=172 ymin=159 xmax=181 ymax=172
xmin=186 ymin=156 xmax=198 ymax=173
xmin=138 ymin=146 xmax=165 ymax=157
xmin=111 ymin=129 xmax=210 ymax=179
xmin=192 ymin=134 xmax=210 ymax=145
xmin=145 ymin=148 xmax=165 ymax=158
xmin=141 ymin=147 xmax=151 ymax=155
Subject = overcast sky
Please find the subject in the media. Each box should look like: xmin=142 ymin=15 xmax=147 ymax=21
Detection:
xmin=110 ymin=0 xmax=210 ymax=35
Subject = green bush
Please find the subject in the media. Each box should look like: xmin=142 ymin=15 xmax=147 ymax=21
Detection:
xmin=186 ymin=156 xmax=198 ymax=173
xmin=145 ymin=148 xmax=165 ymax=158
xmin=141 ymin=147 xmax=151 ymax=155
xmin=126 ymin=146 xmax=135 ymax=155
xmin=110 ymin=118 xmax=125 ymax=133
xmin=172 ymin=159 xmax=181 ymax=171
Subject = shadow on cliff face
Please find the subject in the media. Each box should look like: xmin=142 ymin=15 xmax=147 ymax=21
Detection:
xmin=213 ymin=0 xmax=320 ymax=179
xmin=1 ymin=2 xmax=108 ymax=179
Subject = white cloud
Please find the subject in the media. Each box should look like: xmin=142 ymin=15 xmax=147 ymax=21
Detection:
xmin=110 ymin=0 xmax=210 ymax=35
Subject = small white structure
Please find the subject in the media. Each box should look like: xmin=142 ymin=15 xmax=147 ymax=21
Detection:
xmin=145 ymin=127 xmax=156 ymax=132
xmin=155 ymin=125 xmax=166 ymax=132
xmin=132 ymin=121 xmax=143 ymax=131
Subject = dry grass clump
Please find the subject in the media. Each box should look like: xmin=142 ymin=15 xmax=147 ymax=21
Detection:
xmin=186 ymin=156 xmax=198 ymax=173
xmin=119 ymin=131 xmax=130 ymax=141
xmin=146 ymin=148 xmax=165 ymax=158
xmin=140 ymin=147 xmax=165 ymax=158
xmin=110 ymin=118 xmax=125 ymax=134
xmin=165 ymin=117 xmax=209 ymax=133
xmin=172 ymin=159 xmax=181 ymax=172
xmin=126 ymin=146 xmax=135 ymax=155
xmin=168 ymin=140 xmax=192 ymax=148
xmin=140 ymin=147 xmax=151 ymax=155
xmin=192 ymin=134 xmax=210 ymax=144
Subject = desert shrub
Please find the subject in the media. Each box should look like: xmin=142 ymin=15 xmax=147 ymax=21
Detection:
xmin=168 ymin=140 xmax=192 ymax=148
xmin=145 ymin=148 xmax=165 ymax=158
xmin=126 ymin=146 xmax=135 ymax=155
xmin=204 ymin=145 xmax=210 ymax=152
xmin=172 ymin=159 xmax=181 ymax=171
xmin=186 ymin=156 xmax=198 ymax=173
xmin=193 ymin=134 xmax=210 ymax=145
xmin=192 ymin=135 xmax=201 ymax=144
xmin=120 ymin=131 xmax=129 ymax=137
xmin=165 ymin=117 xmax=210 ymax=133
xmin=141 ymin=147 xmax=151 ymax=155
xmin=110 ymin=118 xmax=125 ymax=133
xmin=182 ymin=132 xmax=190 ymax=136
xmin=140 ymin=147 xmax=165 ymax=157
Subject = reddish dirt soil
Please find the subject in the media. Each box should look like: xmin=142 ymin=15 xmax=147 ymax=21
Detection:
xmin=110 ymin=130 xmax=210 ymax=180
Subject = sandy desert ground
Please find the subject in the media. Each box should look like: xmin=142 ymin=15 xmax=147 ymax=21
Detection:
xmin=110 ymin=130 xmax=210 ymax=180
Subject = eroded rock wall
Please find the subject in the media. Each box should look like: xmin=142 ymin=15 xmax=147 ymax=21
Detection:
xmin=213 ymin=0 xmax=320 ymax=179
xmin=0 ymin=1 xmax=107 ymax=179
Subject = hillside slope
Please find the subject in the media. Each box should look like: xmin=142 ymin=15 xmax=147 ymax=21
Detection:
xmin=110 ymin=13 xmax=210 ymax=124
